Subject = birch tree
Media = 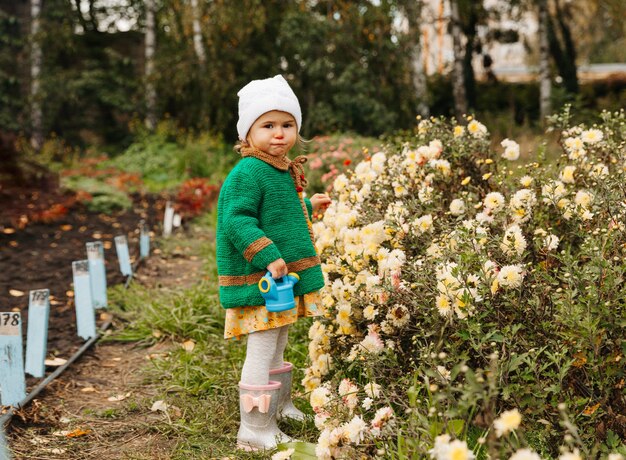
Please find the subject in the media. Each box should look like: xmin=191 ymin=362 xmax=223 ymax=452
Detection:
xmin=145 ymin=0 xmax=156 ymax=130
xmin=449 ymin=0 xmax=467 ymax=121
xmin=538 ymin=0 xmax=551 ymax=122
xmin=402 ymin=0 xmax=429 ymax=117
xmin=30 ymin=0 xmax=43 ymax=150
xmin=190 ymin=0 xmax=205 ymax=64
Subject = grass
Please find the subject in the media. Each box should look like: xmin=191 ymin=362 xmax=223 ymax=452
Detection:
xmin=106 ymin=212 xmax=320 ymax=459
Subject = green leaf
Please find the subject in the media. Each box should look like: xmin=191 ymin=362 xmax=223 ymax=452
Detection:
xmin=276 ymin=441 xmax=318 ymax=459
xmin=448 ymin=419 xmax=465 ymax=436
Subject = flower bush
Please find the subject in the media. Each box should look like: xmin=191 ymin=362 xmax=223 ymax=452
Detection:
xmin=304 ymin=109 xmax=626 ymax=459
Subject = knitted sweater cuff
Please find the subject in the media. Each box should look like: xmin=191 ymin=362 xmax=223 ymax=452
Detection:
xmin=251 ymin=242 xmax=283 ymax=270
xmin=304 ymin=197 xmax=313 ymax=220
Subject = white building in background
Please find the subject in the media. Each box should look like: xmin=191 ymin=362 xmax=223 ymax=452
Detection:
xmin=417 ymin=0 xmax=626 ymax=82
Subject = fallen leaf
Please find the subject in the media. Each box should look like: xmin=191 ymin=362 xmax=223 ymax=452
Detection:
xmin=49 ymin=448 xmax=67 ymax=454
xmin=182 ymin=340 xmax=195 ymax=352
xmin=9 ymin=241 xmax=18 ymax=247
xmin=52 ymin=430 xmax=71 ymax=437
xmin=9 ymin=289 xmax=25 ymax=297
xmin=573 ymin=352 xmax=587 ymax=368
xmin=66 ymin=290 xmax=74 ymax=298
xmin=103 ymin=241 xmax=112 ymax=249
xmin=151 ymin=400 xmax=169 ymax=412
xmin=66 ymin=428 xmax=91 ymax=438
xmin=92 ymin=232 xmax=102 ymax=239
xmin=50 ymin=299 xmax=62 ymax=306
xmin=583 ymin=403 xmax=601 ymax=416
xmin=170 ymin=405 xmax=182 ymax=417
xmin=2 ymin=228 xmax=15 ymax=234
xmin=45 ymin=357 xmax=67 ymax=367
xmin=152 ymin=330 xmax=162 ymax=338
xmin=59 ymin=417 xmax=71 ymax=424
xmin=81 ymin=387 xmax=97 ymax=393
xmin=107 ymin=392 xmax=131 ymax=402
xmin=60 ymin=224 xmax=73 ymax=231
xmin=112 ymin=357 xmax=121 ymax=361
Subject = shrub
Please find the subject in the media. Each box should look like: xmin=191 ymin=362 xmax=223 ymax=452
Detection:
xmin=305 ymin=109 xmax=626 ymax=458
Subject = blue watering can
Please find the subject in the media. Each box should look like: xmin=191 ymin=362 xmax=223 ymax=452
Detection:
xmin=258 ymin=271 xmax=300 ymax=312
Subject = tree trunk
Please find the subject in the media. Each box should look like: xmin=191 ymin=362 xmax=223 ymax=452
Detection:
xmin=404 ymin=0 xmax=429 ymax=117
xmin=191 ymin=0 xmax=206 ymax=64
xmin=30 ymin=0 xmax=43 ymax=150
xmin=547 ymin=0 xmax=578 ymax=94
xmin=145 ymin=0 xmax=157 ymax=130
xmin=538 ymin=0 xmax=551 ymax=123
xmin=449 ymin=0 xmax=467 ymax=121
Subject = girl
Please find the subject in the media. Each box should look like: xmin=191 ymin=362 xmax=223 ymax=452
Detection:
xmin=216 ymin=75 xmax=331 ymax=451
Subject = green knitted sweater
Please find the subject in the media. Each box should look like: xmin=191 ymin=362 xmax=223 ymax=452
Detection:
xmin=216 ymin=150 xmax=325 ymax=309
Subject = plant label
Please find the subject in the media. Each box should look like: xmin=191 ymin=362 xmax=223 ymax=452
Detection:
xmin=25 ymin=289 xmax=50 ymax=378
xmin=139 ymin=220 xmax=150 ymax=259
xmin=163 ymin=201 xmax=174 ymax=237
xmin=72 ymin=261 xmax=96 ymax=340
xmin=114 ymin=235 xmax=132 ymax=276
xmin=86 ymin=241 xmax=107 ymax=308
xmin=0 ymin=311 xmax=26 ymax=406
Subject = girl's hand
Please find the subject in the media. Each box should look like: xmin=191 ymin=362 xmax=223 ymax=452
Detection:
xmin=310 ymin=193 xmax=332 ymax=212
xmin=267 ymin=258 xmax=288 ymax=279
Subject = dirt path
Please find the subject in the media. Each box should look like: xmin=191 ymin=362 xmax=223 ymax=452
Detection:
xmin=6 ymin=241 xmax=206 ymax=460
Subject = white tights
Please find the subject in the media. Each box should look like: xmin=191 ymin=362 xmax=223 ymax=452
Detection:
xmin=240 ymin=325 xmax=290 ymax=385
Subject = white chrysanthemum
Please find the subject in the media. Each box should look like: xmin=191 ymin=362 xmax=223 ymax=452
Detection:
xmin=363 ymin=304 xmax=379 ymax=320
xmin=429 ymin=434 xmax=452 ymax=459
xmin=453 ymin=125 xmax=465 ymax=137
xmin=360 ymin=325 xmax=384 ymax=354
xmin=494 ymin=408 xmax=522 ymax=437
xmin=484 ymin=192 xmax=505 ymax=211
xmin=364 ymin=382 xmax=382 ymax=399
xmin=509 ymin=448 xmax=542 ymax=460
xmin=581 ymin=128 xmax=603 ymax=144
xmin=467 ymin=119 xmax=487 ymax=138
xmin=501 ymin=138 xmax=520 ymax=161
xmin=361 ymin=397 xmax=373 ymax=410
xmin=436 ymin=294 xmax=452 ymax=316
xmin=370 ymin=152 xmax=387 ymax=174
xmin=564 ymin=136 xmax=584 ymax=151
xmin=412 ymin=214 xmax=434 ymax=234
xmin=315 ymin=429 xmax=332 ymax=460
xmin=387 ymin=304 xmax=411 ymax=327
xmin=370 ymin=406 xmax=394 ymax=436
xmin=519 ymin=175 xmax=534 ymax=187
xmin=574 ymin=190 xmax=593 ymax=208
xmin=418 ymin=186 xmax=434 ymax=204
xmin=430 ymin=438 xmax=475 ymax=460
xmin=392 ymin=179 xmax=409 ymax=197
xmin=333 ymin=174 xmax=349 ymax=192
xmin=310 ymin=385 xmax=332 ymax=410
xmin=449 ymin=199 xmax=466 ymax=216
xmin=343 ymin=415 xmax=368 ymax=444
xmin=543 ymin=234 xmax=559 ymax=251
xmin=559 ymin=165 xmax=576 ymax=184
xmin=430 ymin=159 xmax=451 ymax=176
xmin=558 ymin=449 xmax=582 ymax=460
xmin=501 ymin=224 xmax=527 ymax=256
xmin=497 ymin=265 xmax=525 ymax=288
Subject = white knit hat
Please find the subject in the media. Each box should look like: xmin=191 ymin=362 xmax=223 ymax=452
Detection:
xmin=236 ymin=75 xmax=302 ymax=141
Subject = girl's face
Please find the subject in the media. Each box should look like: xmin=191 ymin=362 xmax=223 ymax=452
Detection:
xmin=246 ymin=110 xmax=297 ymax=157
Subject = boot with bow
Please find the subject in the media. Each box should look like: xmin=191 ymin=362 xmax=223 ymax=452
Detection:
xmin=269 ymin=362 xmax=306 ymax=421
xmin=237 ymin=380 xmax=292 ymax=451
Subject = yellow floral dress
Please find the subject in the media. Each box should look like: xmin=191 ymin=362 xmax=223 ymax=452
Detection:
xmin=224 ymin=291 xmax=323 ymax=340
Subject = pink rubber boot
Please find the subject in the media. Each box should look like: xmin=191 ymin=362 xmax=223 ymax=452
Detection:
xmin=269 ymin=362 xmax=306 ymax=421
